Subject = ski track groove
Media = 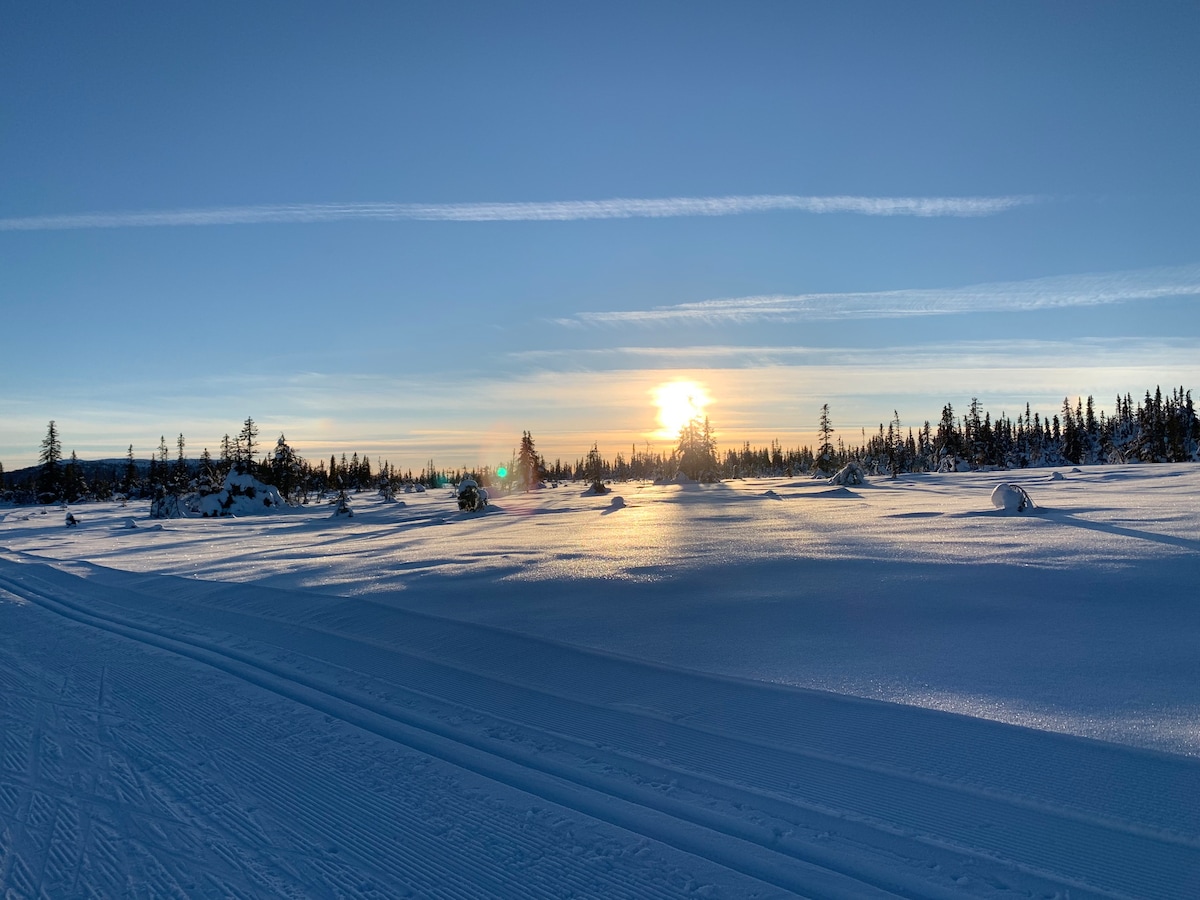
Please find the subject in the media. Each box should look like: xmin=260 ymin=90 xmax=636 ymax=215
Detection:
xmin=4 ymin=556 xmax=1200 ymax=898
xmin=104 ymin=661 xmax=728 ymax=900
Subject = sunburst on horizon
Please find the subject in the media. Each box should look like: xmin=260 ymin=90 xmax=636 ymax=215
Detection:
xmin=651 ymin=379 xmax=712 ymax=440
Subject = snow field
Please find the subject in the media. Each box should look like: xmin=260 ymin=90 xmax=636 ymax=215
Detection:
xmin=2 ymin=464 xmax=1199 ymax=897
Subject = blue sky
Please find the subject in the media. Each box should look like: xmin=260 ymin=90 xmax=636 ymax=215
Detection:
xmin=3 ymin=2 xmax=1198 ymax=471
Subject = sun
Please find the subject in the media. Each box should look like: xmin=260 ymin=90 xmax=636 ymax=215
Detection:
xmin=652 ymin=380 xmax=712 ymax=439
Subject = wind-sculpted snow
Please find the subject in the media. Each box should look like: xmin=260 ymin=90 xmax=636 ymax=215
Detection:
xmin=2 ymin=466 xmax=1199 ymax=897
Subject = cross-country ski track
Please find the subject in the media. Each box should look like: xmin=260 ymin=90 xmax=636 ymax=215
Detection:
xmin=2 ymin=554 xmax=1197 ymax=899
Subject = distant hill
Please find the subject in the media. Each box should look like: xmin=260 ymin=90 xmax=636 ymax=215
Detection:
xmin=4 ymin=458 xmax=163 ymax=484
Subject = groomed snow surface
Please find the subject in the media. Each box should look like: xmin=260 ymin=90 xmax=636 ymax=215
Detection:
xmin=2 ymin=465 xmax=1199 ymax=898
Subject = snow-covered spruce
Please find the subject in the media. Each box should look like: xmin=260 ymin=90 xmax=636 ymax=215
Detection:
xmin=456 ymin=478 xmax=488 ymax=511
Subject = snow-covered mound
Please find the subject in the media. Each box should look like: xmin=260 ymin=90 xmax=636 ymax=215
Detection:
xmin=991 ymin=482 xmax=1035 ymax=512
xmin=198 ymin=472 xmax=288 ymax=517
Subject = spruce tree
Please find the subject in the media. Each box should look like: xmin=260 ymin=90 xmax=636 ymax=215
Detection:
xmin=816 ymin=404 xmax=835 ymax=473
xmin=219 ymin=434 xmax=235 ymax=475
xmin=152 ymin=436 xmax=170 ymax=491
xmin=37 ymin=420 xmax=63 ymax=500
xmin=935 ymin=404 xmax=962 ymax=462
xmin=1061 ymin=398 xmax=1081 ymax=463
xmin=172 ymin=433 xmax=189 ymax=490
xmin=64 ymin=450 xmax=88 ymax=502
xmin=516 ymin=431 xmax=544 ymax=490
xmin=271 ymin=435 xmax=300 ymax=500
xmin=123 ymin=444 xmax=138 ymax=495
xmin=677 ymin=416 xmax=717 ymax=480
xmin=198 ymin=448 xmax=216 ymax=494
xmin=237 ymin=417 xmax=259 ymax=473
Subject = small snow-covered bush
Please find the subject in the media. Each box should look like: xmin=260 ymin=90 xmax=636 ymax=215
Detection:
xmin=150 ymin=492 xmax=183 ymax=519
xmin=331 ymin=490 xmax=353 ymax=517
xmin=828 ymin=462 xmax=866 ymax=486
xmin=938 ymin=456 xmax=973 ymax=473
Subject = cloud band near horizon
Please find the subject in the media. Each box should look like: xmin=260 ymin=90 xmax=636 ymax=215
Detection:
xmin=0 ymin=194 xmax=1039 ymax=231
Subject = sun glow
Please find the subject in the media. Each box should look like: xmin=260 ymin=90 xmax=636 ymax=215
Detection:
xmin=652 ymin=380 xmax=712 ymax=439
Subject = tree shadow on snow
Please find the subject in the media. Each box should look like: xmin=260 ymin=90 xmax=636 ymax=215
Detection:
xmin=1042 ymin=509 xmax=1200 ymax=553
xmin=954 ymin=507 xmax=1200 ymax=553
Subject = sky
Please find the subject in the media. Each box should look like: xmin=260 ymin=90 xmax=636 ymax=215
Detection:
xmin=3 ymin=1 xmax=1199 ymax=472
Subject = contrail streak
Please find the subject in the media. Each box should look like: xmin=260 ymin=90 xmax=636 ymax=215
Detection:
xmin=556 ymin=265 xmax=1200 ymax=327
xmin=0 ymin=194 xmax=1038 ymax=231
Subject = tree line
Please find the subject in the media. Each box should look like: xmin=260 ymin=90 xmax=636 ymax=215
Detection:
xmin=3 ymin=385 xmax=1197 ymax=505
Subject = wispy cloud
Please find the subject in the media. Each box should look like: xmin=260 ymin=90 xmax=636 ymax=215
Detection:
xmin=556 ymin=265 xmax=1200 ymax=327
xmin=509 ymin=337 xmax=1200 ymax=372
xmin=0 ymin=194 xmax=1038 ymax=231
